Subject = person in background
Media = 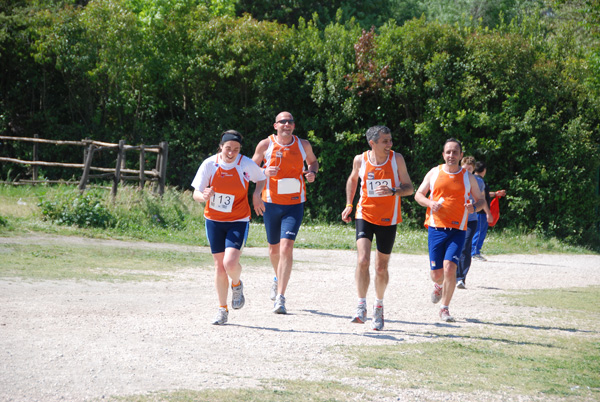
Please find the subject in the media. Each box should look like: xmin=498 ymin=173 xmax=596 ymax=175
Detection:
xmin=456 ymin=156 xmax=492 ymax=289
xmin=471 ymin=161 xmax=506 ymax=261
xmin=252 ymin=111 xmax=319 ymax=314
xmin=414 ymin=139 xmax=487 ymax=322
xmin=192 ymin=130 xmax=266 ymax=325
xmin=341 ymin=125 xmax=413 ymax=331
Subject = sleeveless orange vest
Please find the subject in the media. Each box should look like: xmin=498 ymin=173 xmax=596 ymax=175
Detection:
xmin=356 ymin=150 xmax=402 ymax=226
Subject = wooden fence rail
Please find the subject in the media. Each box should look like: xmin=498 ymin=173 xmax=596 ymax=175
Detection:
xmin=0 ymin=135 xmax=168 ymax=196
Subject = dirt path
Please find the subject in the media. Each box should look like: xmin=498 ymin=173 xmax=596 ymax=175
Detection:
xmin=1 ymin=234 xmax=599 ymax=402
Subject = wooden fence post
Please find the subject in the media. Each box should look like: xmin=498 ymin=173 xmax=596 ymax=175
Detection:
xmin=138 ymin=145 xmax=146 ymax=190
xmin=32 ymin=134 xmax=39 ymax=183
xmin=78 ymin=143 xmax=95 ymax=192
xmin=111 ymin=140 xmax=125 ymax=197
xmin=120 ymin=147 xmax=127 ymax=186
xmin=158 ymin=141 xmax=168 ymax=196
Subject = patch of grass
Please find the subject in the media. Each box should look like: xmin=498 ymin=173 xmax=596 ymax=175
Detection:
xmin=480 ymin=228 xmax=593 ymax=254
xmin=501 ymin=286 xmax=600 ymax=323
xmin=104 ymin=379 xmax=362 ymax=402
xmin=349 ymin=336 xmax=599 ymax=397
xmin=504 ymin=286 xmax=600 ymax=312
xmin=293 ymin=224 xmax=356 ymax=250
xmin=0 ymin=184 xmax=596 ymax=255
xmin=0 ymin=243 xmax=218 ymax=281
xmin=344 ymin=287 xmax=600 ymax=399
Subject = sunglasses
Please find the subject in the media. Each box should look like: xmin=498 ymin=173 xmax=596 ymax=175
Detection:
xmin=276 ymin=119 xmax=295 ymax=125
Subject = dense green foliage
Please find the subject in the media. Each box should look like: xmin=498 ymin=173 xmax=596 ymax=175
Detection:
xmin=38 ymin=190 xmax=114 ymax=227
xmin=1 ymin=0 xmax=599 ymax=247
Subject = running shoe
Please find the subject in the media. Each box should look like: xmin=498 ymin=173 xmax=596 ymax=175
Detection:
xmin=456 ymin=280 xmax=466 ymax=289
xmin=231 ymin=280 xmax=245 ymax=310
xmin=273 ymin=294 xmax=287 ymax=314
xmin=211 ymin=307 xmax=228 ymax=325
xmin=371 ymin=305 xmax=384 ymax=331
xmin=270 ymin=278 xmax=278 ymax=301
xmin=439 ymin=307 xmax=455 ymax=322
xmin=431 ymin=283 xmax=443 ymax=304
xmin=472 ymin=254 xmax=487 ymax=261
xmin=350 ymin=303 xmax=367 ymax=323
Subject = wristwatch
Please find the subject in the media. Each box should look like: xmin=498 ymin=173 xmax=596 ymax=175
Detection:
xmin=391 ymin=187 xmax=397 ymax=195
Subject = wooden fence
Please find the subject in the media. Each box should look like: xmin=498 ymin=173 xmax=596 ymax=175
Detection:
xmin=0 ymin=135 xmax=168 ymax=196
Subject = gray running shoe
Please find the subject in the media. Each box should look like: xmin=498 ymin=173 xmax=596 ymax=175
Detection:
xmin=431 ymin=284 xmax=443 ymax=304
xmin=472 ymin=254 xmax=487 ymax=261
xmin=371 ymin=305 xmax=384 ymax=330
xmin=211 ymin=308 xmax=228 ymax=325
xmin=273 ymin=294 xmax=287 ymax=314
xmin=439 ymin=307 xmax=455 ymax=322
xmin=231 ymin=280 xmax=245 ymax=310
xmin=350 ymin=303 xmax=367 ymax=323
xmin=456 ymin=280 xmax=466 ymax=289
xmin=270 ymin=279 xmax=278 ymax=301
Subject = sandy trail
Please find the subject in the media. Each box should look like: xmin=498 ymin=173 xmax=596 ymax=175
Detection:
xmin=1 ymin=234 xmax=599 ymax=401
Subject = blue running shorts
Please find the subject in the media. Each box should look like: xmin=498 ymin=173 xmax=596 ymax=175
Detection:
xmin=263 ymin=202 xmax=305 ymax=244
xmin=205 ymin=219 xmax=249 ymax=254
xmin=428 ymin=227 xmax=466 ymax=270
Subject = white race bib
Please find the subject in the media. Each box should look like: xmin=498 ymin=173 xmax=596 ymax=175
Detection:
xmin=209 ymin=192 xmax=235 ymax=213
xmin=366 ymin=178 xmax=392 ymax=197
xmin=277 ymin=178 xmax=301 ymax=194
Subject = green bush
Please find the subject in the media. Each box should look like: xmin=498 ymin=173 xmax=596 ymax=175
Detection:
xmin=38 ymin=190 xmax=114 ymax=228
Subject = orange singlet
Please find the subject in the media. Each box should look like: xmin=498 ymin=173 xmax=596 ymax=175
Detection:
xmin=356 ymin=150 xmax=402 ymax=226
xmin=424 ymin=165 xmax=471 ymax=230
xmin=204 ymin=155 xmax=252 ymax=222
xmin=261 ymin=134 xmax=307 ymax=205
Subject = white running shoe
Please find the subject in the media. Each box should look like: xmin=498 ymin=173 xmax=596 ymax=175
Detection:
xmin=439 ymin=307 xmax=455 ymax=322
xmin=211 ymin=308 xmax=228 ymax=325
xmin=431 ymin=283 xmax=443 ymax=304
xmin=273 ymin=294 xmax=287 ymax=314
xmin=231 ymin=280 xmax=245 ymax=310
xmin=351 ymin=303 xmax=367 ymax=323
xmin=371 ymin=305 xmax=384 ymax=331
xmin=270 ymin=279 xmax=278 ymax=301
xmin=456 ymin=280 xmax=466 ymax=289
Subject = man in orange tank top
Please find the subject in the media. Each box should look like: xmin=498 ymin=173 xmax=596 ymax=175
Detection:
xmin=252 ymin=111 xmax=319 ymax=314
xmin=341 ymin=126 xmax=414 ymax=330
xmin=415 ymin=138 xmax=490 ymax=322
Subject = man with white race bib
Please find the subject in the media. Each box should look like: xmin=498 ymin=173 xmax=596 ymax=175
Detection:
xmin=252 ymin=111 xmax=319 ymax=314
xmin=341 ymin=125 xmax=414 ymax=330
xmin=192 ymin=130 xmax=266 ymax=325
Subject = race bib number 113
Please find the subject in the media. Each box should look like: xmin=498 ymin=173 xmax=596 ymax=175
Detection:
xmin=209 ymin=192 xmax=234 ymax=213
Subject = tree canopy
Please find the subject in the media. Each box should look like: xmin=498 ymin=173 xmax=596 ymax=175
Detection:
xmin=1 ymin=0 xmax=599 ymax=247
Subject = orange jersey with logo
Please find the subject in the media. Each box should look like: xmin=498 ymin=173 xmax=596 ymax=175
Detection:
xmin=204 ymin=155 xmax=252 ymax=222
xmin=424 ymin=165 xmax=471 ymax=230
xmin=261 ymin=134 xmax=307 ymax=205
xmin=356 ymin=151 xmax=402 ymax=226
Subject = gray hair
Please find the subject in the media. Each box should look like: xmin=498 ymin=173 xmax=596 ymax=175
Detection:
xmin=365 ymin=125 xmax=391 ymax=144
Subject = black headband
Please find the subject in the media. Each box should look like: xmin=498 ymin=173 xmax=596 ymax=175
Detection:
xmin=221 ymin=132 xmax=242 ymax=144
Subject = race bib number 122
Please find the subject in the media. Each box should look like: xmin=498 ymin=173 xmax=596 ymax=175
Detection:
xmin=366 ymin=179 xmax=392 ymax=197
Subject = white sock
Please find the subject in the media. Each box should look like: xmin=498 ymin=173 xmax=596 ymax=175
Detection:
xmin=375 ymin=299 xmax=383 ymax=307
xmin=358 ymin=298 xmax=366 ymax=305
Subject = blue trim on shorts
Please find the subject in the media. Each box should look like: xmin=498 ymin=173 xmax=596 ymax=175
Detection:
xmin=428 ymin=227 xmax=466 ymax=270
xmin=263 ymin=202 xmax=305 ymax=244
xmin=205 ymin=219 xmax=249 ymax=254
